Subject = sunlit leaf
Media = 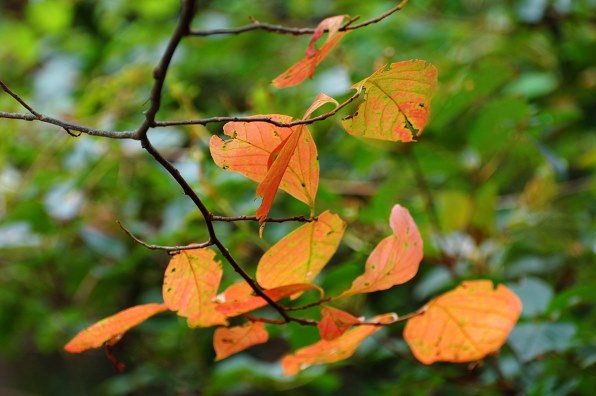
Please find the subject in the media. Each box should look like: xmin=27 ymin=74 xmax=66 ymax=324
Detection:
xmin=213 ymin=321 xmax=269 ymax=361
xmin=404 ymin=280 xmax=522 ymax=364
xmin=215 ymin=281 xmax=323 ymax=317
xmin=209 ymin=115 xmax=318 ymax=207
xmin=318 ymin=306 xmax=360 ymax=341
xmin=256 ymin=211 xmax=345 ymax=289
xmin=339 ymin=204 xmax=422 ymax=297
xmin=64 ymin=303 xmax=167 ymax=353
xmin=162 ymin=248 xmax=228 ymax=327
xmin=281 ymin=313 xmax=396 ymax=375
xmin=342 ymin=60 xmax=438 ymax=141
xmin=273 ymin=15 xmax=348 ymax=88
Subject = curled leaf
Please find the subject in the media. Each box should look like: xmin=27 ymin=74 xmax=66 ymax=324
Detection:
xmin=404 ymin=280 xmax=522 ymax=364
xmin=256 ymin=211 xmax=345 ymax=289
xmin=342 ymin=60 xmax=438 ymax=141
xmin=214 ymin=321 xmax=269 ymax=361
xmin=162 ymin=248 xmax=228 ymax=327
xmin=282 ymin=313 xmax=396 ymax=376
xmin=318 ymin=306 xmax=360 ymax=341
xmin=339 ymin=204 xmax=422 ymax=297
xmin=273 ymin=16 xmax=348 ymax=88
xmin=64 ymin=303 xmax=167 ymax=353
xmin=209 ymin=115 xmax=318 ymax=207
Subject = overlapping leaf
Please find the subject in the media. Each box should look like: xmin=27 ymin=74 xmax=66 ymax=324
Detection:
xmin=317 ymin=306 xmax=360 ymax=341
xmin=342 ymin=60 xmax=438 ymax=141
xmin=215 ymin=281 xmax=323 ymax=317
xmin=404 ymin=280 xmax=522 ymax=364
xmin=339 ymin=204 xmax=422 ymax=297
xmin=281 ymin=313 xmax=396 ymax=376
xmin=162 ymin=248 xmax=228 ymax=327
xmin=256 ymin=211 xmax=345 ymax=289
xmin=273 ymin=15 xmax=348 ymax=88
xmin=213 ymin=321 xmax=269 ymax=361
xmin=209 ymin=115 xmax=318 ymax=207
xmin=64 ymin=303 xmax=168 ymax=353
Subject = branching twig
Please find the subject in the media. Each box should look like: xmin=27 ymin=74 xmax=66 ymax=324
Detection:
xmin=0 ymin=80 xmax=40 ymax=116
xmin=211 ymin=215 xmax=315 ymax=223
xmin=283 ymin=298 xmax=331 ymax=312
xmin=154 ymin=91 xmax=360 ymax=128
xmin=189 ymin=0 xmax=408 ymax=37
xmin=117 ymin=220 xmax=212 ymax=253
xmin=358 ymin=305 xmax=427 ymax=326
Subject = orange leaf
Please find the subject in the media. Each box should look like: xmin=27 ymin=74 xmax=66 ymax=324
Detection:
xmin=256 ymin=211 xmax=345 ymax=289
xmin=317 ymin=306 xmax=360 ymax=341
xmin=256 ymin=94 xmax=338 ymax=229
xmin=162 ymin=248 xmax=228 ymax=327
xmin=281 ymin=313 xmax=396 ymax=376
xmin=64 ymin=303 xmax=167 ymax=353
xmin=273 ymin=15 xmax=348 ymax=88
xmin=209 ymin=115 xmax=318 ymax=207
xmin=213 ymin=321 xmax=269 ymax=361
xmin=404 ymin=280 xmax=522 ymax=364
xmin=342 ymin=60 xmax=438 ymax=141
xmin=339 ymin=204 xmax=422 ymax=297
xmin=215 ymin=282 xmax=323 ymax=317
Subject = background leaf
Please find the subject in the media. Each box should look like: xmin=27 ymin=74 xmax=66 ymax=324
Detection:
xmin=341 ymin=60 xmax=437 ymax=141
xmin=404 ymin=280 xmax=522 ymax=364
xmin=213 ymin=321 xmax=269 ymax=361
xmin=162 ymin=248 xmax=228 ymax=327
xmin=64 ymin=304 xmax=167 ymax=353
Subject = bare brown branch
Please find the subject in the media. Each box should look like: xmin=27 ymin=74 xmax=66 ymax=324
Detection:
xmin=117 ymin=220 xmax=212 ymax=253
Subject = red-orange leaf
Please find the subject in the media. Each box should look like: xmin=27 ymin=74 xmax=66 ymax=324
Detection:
xmin=215 ymin=282 xmax=323 ymax=317
xmin=213 ymin=321 xmax=269 ymax=361
xmin=273 ymin=16 xmax=348 ymax=88
xmin=209 ymin=115 xmax=318 ymax=207
xmin=256 ymin=211 xmax=345 ymax=289
xmin=318 ymin=306 xmax=360 ymax=341
xmin=162 ymin=248 xmax=228 ymax=327
xmin=342 ymin=60 xmax=438 ymax=141
xmin=339 ymin=204 xmax=422 ymax=297
xmin=281 ymin=313 xmax=396 ymax=376
xmin=64 ymin=303 xmax=167 ymax=353
xmin=404 ymin=280 xmax=522 ymax=365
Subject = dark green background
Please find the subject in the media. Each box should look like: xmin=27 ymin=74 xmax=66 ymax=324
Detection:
xmin=0 ymin=0 xmax=594 ymax=394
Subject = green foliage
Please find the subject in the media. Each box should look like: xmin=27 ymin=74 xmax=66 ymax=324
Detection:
xmin=1 ymin=0 xmax=595 ymax=395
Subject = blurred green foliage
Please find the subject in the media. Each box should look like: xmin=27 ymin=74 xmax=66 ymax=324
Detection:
xmin=1 ymin=0 xmax=595 ymax=395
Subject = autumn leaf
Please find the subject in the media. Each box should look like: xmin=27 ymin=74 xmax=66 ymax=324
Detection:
xmin=64 ymin=303 xmax=168 ymax=353
xmin=318 ymin=306 xmax=360 ymax=341
xmin=215 ymin=282 xmax=323 ymax=317
xmin=209 ymin=114 xmax=318 ymax=207
xmin=213 ymin=321 xmax=269 ymax=361
xmin=162 ymin=248 xmax=228 ymax=327
xmin=256 ymin=211 xmax=345 ymax=289
xmin=255 ymin=94 xmax=338 ymax=229
xmin=281 ymin=313 xmax=396 ymax=376
xmin=342 ymin=60 xmax=438 ymax=141
xmin=404 ymin=280 xmax=522 ymax=365
xmin=273 ymin=15 xmax=348 ymax=88
xmin=339 ymin=204 xmax=423 ymax=297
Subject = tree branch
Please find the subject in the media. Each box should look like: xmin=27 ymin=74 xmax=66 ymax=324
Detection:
xmin=189 ymin=0 xmax=408 ymax=37
xmin=154 ymin=90 xmax=360 ymax=128
xmin=211 ymin=215 xmax=315 ymax=223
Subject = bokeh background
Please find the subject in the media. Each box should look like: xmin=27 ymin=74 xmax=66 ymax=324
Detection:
xmin=0 ymin=0 xmax=594 ymax=394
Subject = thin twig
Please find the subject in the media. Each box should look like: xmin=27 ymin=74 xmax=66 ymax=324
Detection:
xmin=0 ymin=80 xmax=40 ymax=116
xmin=189 ymin=0 xmax=408 ymax=37
xmin=358 ymin=306 xmax=427 ymax=326
xmin=283 ymin=298 xmax=331 ymax=312
xmin=211 ymin=215 xmax=315 ymax=223
xmin=154 ymin=91 xmax=360 ymax=128
xmin=117 ymin=220 xmax=212 ymax=252
xmin=134 ymin=0 xmax=197 ymax=139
